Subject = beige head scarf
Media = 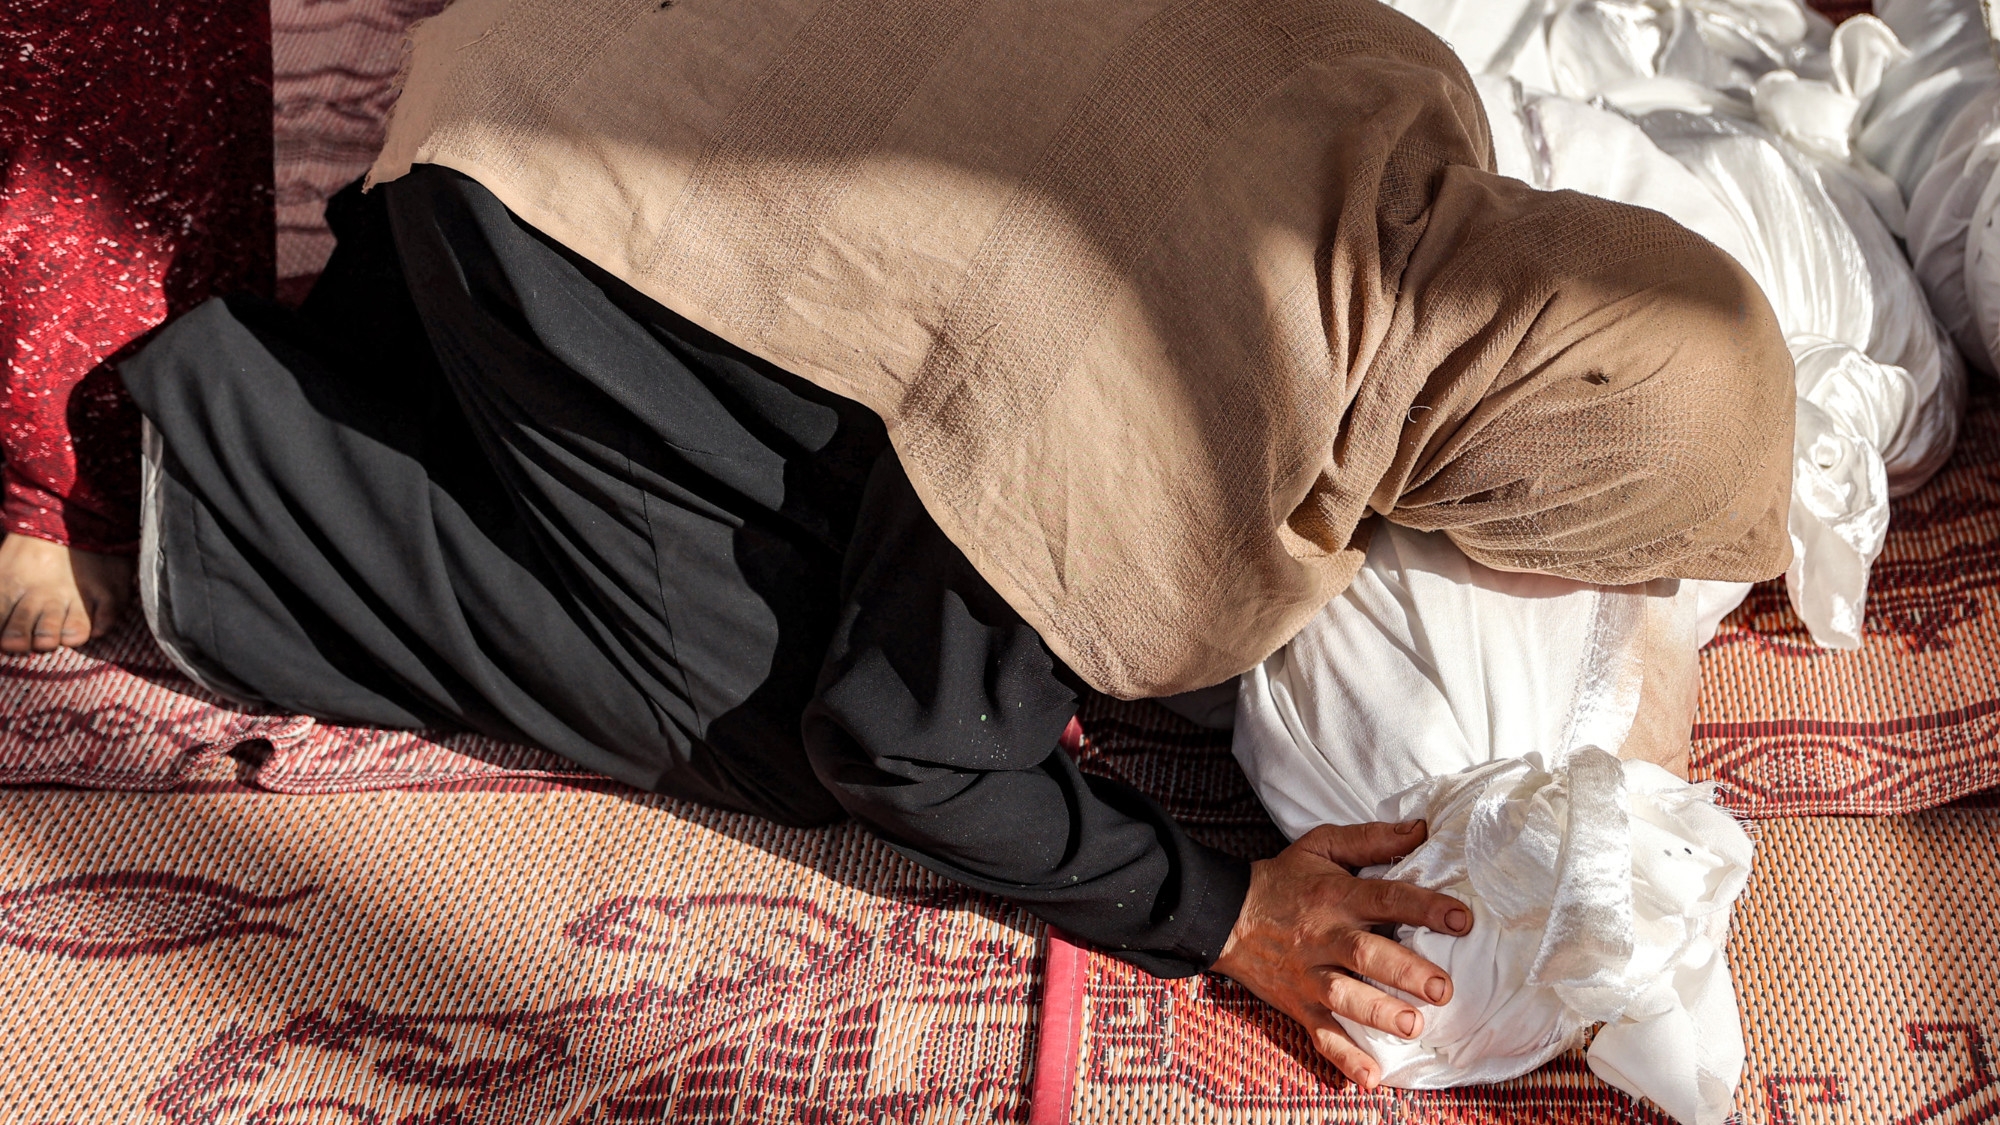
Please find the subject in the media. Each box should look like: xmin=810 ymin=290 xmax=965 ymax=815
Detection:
xmin=1336 ymin=171 xmax=1794 ymax=587
xmin=372 ymin=0 xmax=1794 ymax=697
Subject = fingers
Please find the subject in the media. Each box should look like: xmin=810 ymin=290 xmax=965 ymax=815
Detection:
xmin=1342 ymin=930 xmax=1453 ymax=1007
xmin=1301 ymin=1010 xmax=1385 ymax=1089
xmin=1347 ymin=878 xmax=1472 ymax=939
xmin=1299 ymin=820 xmax=1429 ymax=868
xmin=1322 ymin=968 xmax=1424 ymax=1042
xmin=1223 ymin=827 xmax=1481 ymax=1095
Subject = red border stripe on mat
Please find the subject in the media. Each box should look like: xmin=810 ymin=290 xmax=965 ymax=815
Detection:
xmin=1029 ymin=929 xmax=1087 ymax=1125
xmin=1691 ymin=694 xmax=2000 ymax=740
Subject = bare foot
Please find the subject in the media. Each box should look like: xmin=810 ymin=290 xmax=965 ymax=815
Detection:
xmin=0 ymin=534 xmax=134 ymax=654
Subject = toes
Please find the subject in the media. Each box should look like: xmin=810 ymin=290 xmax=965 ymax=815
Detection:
xmin=1 ymin=592 xmax=85 ymax=654
xmin=29 ymin=601 xmax=70 ymax=652
xmin=0 ymin=595 xmax=41 ymax=654
xmin=57 ymin=600 xmax=92 ymax=648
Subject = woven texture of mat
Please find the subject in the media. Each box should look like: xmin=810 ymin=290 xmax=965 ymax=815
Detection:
xmin=1044 ymin=808 xmax=2000 ymax=1125
xmin=1691 ymin=390 xmax=2000 ymax=816
xmin=0 ymin=617 xmax=589 ymax=794
xmin=6 ymin=787 xmax=1991 ymax=1123
xmin=0 ymin=785 xmax=1043 ymax=1122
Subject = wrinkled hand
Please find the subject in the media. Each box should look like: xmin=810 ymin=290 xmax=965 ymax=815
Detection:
xmin=1210 ymin=820 xmax=1472 ymax=1089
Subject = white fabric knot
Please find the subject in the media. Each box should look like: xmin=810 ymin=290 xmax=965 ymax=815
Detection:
xmin=1338 ymin=749 xmax=1754 ymax=1125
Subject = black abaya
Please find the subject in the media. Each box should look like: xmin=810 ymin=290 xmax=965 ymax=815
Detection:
xmin=120 ymin=167 xmax=1249 ymax=977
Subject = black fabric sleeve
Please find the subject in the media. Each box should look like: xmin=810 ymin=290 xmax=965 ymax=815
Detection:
xmin=802 ymin=452 xmax=1252 ymax=978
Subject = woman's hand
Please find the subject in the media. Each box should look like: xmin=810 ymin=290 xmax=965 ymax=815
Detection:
xmin=1210 ymin=820 xmax=1471 ymax=1089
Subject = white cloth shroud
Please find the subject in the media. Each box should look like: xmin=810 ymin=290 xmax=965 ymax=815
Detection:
xmin=1899 ymin=2 xmax=2000 ymax=378
xmin=1383 ymin=0 xmax=1968 ymax=646
xmin=1856 ymin=0 xmax=2000 ymax=202
xmin=1233 ymin=523 xmax=1756 ymax=1125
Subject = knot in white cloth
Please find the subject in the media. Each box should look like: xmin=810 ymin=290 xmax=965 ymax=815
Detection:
xmin=1338 ymin=748 xmax=1754 ymax=1125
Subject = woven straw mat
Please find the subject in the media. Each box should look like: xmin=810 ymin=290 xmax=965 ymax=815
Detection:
xmin=0 ymin=785 xmax=1043 ymax=1122
xmin=6 ymin=0 xmax=1997 ymax=1112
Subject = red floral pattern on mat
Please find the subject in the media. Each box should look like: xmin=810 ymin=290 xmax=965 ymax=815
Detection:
xmin=1048 ymin=946 xmax=2000 ymax=1125
xmin=1707 ymin=401 xmax=2000 ymax=658
xmin=1898 ymin=1023 xmax=1999 ymax=1125
xmin=147 ymin=888 xmax=1037 ymax=1124
xmin=1689 ymin=391 xmax=2000 ymax=815
xmin=1760 ymin=1024 xmax=1998 ymax=1125
xmin=0 ymin=0 xmax=272 ymax=550
xmin=0 ymin=870 xmax=315 ymax=959
xmin=1064 ymin=949 xmax=1677 ymax=1124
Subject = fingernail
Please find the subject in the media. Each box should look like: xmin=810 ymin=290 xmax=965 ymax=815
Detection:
xmin=1394 ymin=819 xmax=1423 ymax=834
xmin=1445 ymin=907 xmax=1470 ymax=934
xmin=1425 ymin=976 xmax=1448 ymax=1004
xmin=1358 ymin=1067 xmax=1378 ymax=1089
xmin=1396 ymin=1011 xmax=1417 ymax=1037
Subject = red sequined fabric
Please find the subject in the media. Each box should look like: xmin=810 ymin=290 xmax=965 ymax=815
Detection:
xmin=0 ymin=0 xmax=273 ymax=553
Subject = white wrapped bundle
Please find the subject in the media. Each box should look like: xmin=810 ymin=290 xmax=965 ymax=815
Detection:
xmin=1465 ymin=43 xmax=1964 ymax=646
xmin=1234 ymin=523 xmax=1753 ymax=1125
xmin=1544 ymin=0 xmax=1828 ymax=108
xmin=1855 ymin=0 xmax=1999 ymax=200
xmin=1628 ymin=105 xmax=1956 ymax=489
xmin=1908 ymin=88 xmax=2000 ymax=375
xmin=1346 ymin=751 xmax=1753 ymax=1125
xmin=1236 ymin=523 xmax=1731 ymax=838
xmin=1902 ymin=0 xmax=2000 ymax=380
